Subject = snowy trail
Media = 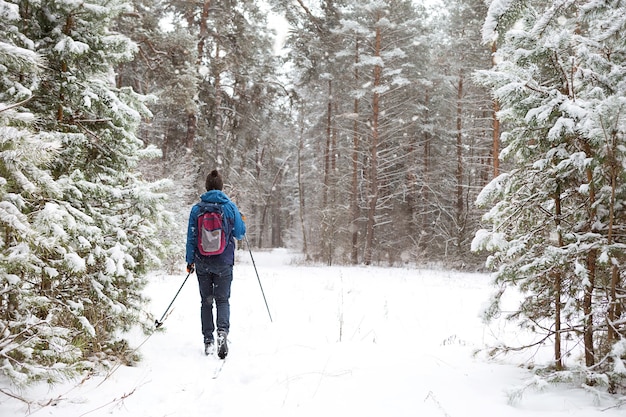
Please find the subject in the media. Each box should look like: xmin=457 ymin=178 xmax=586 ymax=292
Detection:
xmin=1 ymin=249 xmax=623 ymax=416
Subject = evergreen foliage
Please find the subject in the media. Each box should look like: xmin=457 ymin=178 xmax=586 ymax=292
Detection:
xmin=159 ymin=0 xmax=290 ymax=252
xmin=269 ymin=0 xmax=493 ymax=266
xmin=474 ymin=0 xmax=626 ymax=391
xmin=0 ymin=0 xmax=168 ymax=386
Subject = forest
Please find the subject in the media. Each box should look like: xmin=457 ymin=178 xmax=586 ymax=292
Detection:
xmin=1 ymin=0 xmax=625 ymax=394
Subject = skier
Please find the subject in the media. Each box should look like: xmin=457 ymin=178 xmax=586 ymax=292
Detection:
xmin=186 ymin=169 xmax=246 ymax=358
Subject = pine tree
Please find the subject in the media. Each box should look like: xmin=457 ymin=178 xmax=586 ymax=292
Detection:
xmin=427 ymin=0 xmax=493 ymax=262
xmin=474 ymin=0 xmax=626 ymax=389
xmin=113 ymin=0 xmax=200 ymax=272
xmin=0 ymin=2 xmax=74 ymax=383
xmin=340 ymin=1 xmax=429 ymax=265
xmin=1 ymin=0 xmax=169 ymax=386
xmin=115 ymin=0 xmax=199 ymax=160
xmin=164 ymin=0 xmax=288 ymax=249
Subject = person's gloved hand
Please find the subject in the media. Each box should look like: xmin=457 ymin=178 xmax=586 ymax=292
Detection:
xmin=186 ymin=263 xmax=195 ymax=273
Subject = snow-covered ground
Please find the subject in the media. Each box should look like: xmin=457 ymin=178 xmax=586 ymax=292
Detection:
xmin=1 ymin=249 xmax=624 ymax=416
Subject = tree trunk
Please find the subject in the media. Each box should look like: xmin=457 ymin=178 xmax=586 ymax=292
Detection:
xmin=554 ymin=185 xmax=563 ymax=370
xmin=582 ymin=148 xmax=596 ymax=367
xmin=187 ymin=0 xmax=211 ymax=152
xmin=324 ymin=79 xmax=332 ymax=208
xmin=213 ymin=43 xmax=223 ymax=166
xmin=456 ymin=70 xmax=464 ymax=238
xmin=255 ymin=146 xmax=265 ymax=247
xmin=271 ymin=180 xmax=283 ymax=247
xmin=185 ymin=112 xmax=196 ymax=149
xmin=197 ymin=0 xmax=212 ymax=62
xmin=364 ymin=19 xmax=382 ymax=266
xmin=297 ymin=121 xmax=309 ymax=259
xmin=422 ymin=91 xmax=431 ymax=237
xmin=351 ymin=37 xmax=360 ymax=264
xmin=321 ymin=79 xmax=334 ymax=264
xmin=607 ymin=144 xmax=620 ymax=343
xmin=584 ymin=250 xmax=596 ymax=367
xmin=491 ymin=41 xmax=500 ymax=178
xmin=554 ymin=268 xmax=563 ymax=371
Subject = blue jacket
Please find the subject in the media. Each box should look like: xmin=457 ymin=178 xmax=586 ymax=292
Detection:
xmin=186 ymin=190 xmax=246 ymax=266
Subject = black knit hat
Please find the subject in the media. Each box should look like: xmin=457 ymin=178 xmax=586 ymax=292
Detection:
xmin=205 ymin=169 xmax=224 ymax=191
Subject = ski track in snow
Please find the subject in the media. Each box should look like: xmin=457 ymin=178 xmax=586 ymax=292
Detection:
xmin=1 ymin=249 xmax=624 ymax=417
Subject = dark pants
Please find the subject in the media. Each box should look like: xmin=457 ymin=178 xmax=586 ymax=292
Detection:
xmin=196 ymin=262 xmax=233 ymax=342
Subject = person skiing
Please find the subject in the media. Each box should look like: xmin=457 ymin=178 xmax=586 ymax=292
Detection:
xmin=186 ymin=169 xmax=246 ymax=358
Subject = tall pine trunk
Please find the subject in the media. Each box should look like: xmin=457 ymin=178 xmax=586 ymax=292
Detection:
xmin=583 ymin=142 xmax=596 ymax=367
xmin=491 ymin=41 xmax=500 ymax=178
xmin=350 ymin=37 xmax=360 ymax=264
xmin=297 ymin=117 xmax=309 ymax=259
xmin=364 ymin=19 xmax=382 ymax=266
xmin=213 ymin=43 xmax=223 ymax=165
xmin=554 ymin=186 xmax=563 ymax=370
xmin=187 ymin=0 xmax=212 ymax=151
xmin=323 ymin=79 xmax=333 ymax=264
xmin=607 ymin=141 xmax=620 ymax=344
xmin=422 ymin=92 xmax=431 ymax=237
xmin=456 ymin=70 xmax=465 ymax=241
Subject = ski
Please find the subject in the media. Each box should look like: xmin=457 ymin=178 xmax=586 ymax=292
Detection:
xmin=212 ymin=358 xmax=226 ymax=379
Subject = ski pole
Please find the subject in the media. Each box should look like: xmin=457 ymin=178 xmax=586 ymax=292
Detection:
xmin=155 ymin=267 xmax=193 ymax=328
xmin=245 ymin=235 xmax=273 ymax=322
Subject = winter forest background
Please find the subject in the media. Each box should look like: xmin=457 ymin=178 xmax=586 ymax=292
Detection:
xmin=1 ymin=0 xmax=626 ymax=397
